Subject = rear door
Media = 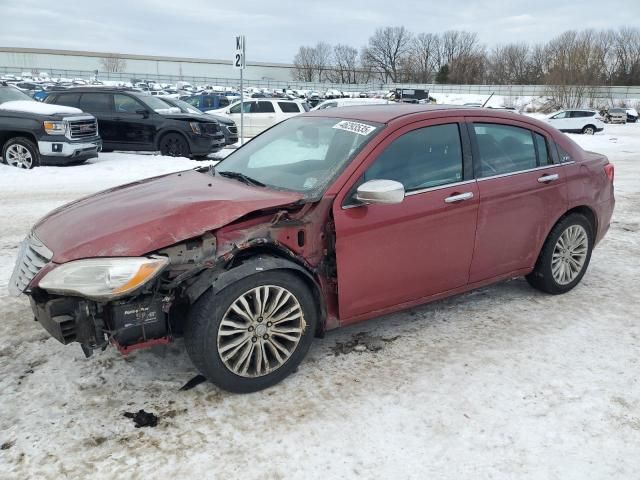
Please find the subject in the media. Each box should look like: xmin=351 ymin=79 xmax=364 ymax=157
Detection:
xmin=227 ymin=100 xmax=254 ymax=136
xmin=467 ymin=119 xmax=568 ymax=282
xmin=78 ymin=93 xmax=117 ymax=142
xmin=333 ymin=119 xmax=479 ymax=322
xmin=250 ymin=101 xmax=277 ymax=135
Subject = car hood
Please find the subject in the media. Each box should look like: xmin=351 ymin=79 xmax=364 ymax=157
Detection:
xmin=159 ymin=112 xmax=217 ymax=122
xmin=33 ymin=170 xmax=303 ymax=263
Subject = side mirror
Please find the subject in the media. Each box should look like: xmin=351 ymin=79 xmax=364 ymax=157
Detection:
xmin=136 ymin=109 xmax=150 ymax=118
xmin=356 ymin=179 xmax=405 ymax=205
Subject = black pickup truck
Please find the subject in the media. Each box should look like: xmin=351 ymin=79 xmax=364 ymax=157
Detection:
xmin=0 ymin=82 xmax=101 ymax=169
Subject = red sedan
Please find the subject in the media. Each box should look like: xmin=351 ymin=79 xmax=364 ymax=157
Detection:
xmin=10 ymin=105 xmax=615 ymax=392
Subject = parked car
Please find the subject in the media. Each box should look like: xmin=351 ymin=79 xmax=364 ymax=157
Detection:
xmin=312 ymin=98 xmax=393 ymax=110
xmin=10 ymin=105 xmax=614 ymax=392
xmin=161 ymin=97 xmax=238 ymax=145
xmin=546 ymin=109 xmax=605 ymax=134
xmin=207 ymin=99 xmax=308 ymax=137
xmin=602 ymin=108 xmax=627 ymax=124
xmin=0 ymin=82 xmax=100 ymax=168
xmin=45 ymin=88 xmax=224 ymax=157
xmin=182 ymin=93 xmax=232 ymax=111
xmin=625 ymin=108 xmax=638 ymax=123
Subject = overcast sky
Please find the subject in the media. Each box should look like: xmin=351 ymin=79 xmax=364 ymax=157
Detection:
xmin=1 ymin=0 xmax=639 ymax=63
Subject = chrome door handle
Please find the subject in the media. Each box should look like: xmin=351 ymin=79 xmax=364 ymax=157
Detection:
xmin=444 ymin=192 xmax=474 ymax=203
xmin=538 ymin=174 xmax=559 ymax=183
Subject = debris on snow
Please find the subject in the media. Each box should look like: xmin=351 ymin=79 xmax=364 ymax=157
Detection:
xmin=123 ymin=410 xmax=159 ymax=428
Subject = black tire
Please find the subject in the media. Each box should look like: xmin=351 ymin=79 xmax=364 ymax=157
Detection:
xmin=159 ymin=132 xmax=190 ymax=157
xmin=184 ymin=270 xmax=317 ymax=393
xmin=526 ymin=213 xmax=594 ymax=294
xmin=582 ymin=125 xmax=596 ymax=135
xmin=2 ymin=137 xmax=39 ymax=169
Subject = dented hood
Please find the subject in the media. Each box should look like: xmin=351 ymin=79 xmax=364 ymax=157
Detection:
xmin=34 ymin=170 xmax=303 ymax=263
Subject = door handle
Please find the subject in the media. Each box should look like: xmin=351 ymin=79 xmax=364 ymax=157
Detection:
xmin=444 ymin=192 xmax=474 ymax=203
xmin=538 ymin=174 xmax=559 ymax=183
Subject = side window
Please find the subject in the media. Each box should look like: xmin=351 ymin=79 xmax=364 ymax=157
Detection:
xmin=186 ymin=97 xmax=200 ymax=108
xmin=256 ymin=101 xmax=275 ymax=113
xmin=279 ymin=102 xmax=301 ymax=113
xmin=219 ymin=97 xmax=230 ymax=108
xmin=473 ymin=123 xmax=537 ymax=177
xmin=79 ymin=93 xmax=112 ymax=113
xmin=114 ymin=94 xmax=143 ymax=113
xmin=363 ymin=123 xmax=463 ymax=192
xmin=534 ymin=133 xmax=553 ymax=166
xmin=203 ymin=96 xmax=215 ymax=109
xmin=551 ymin=111 xmax=568 ymax=119
xmin=54 ymin=93 xmax=81 ymax=107
xmin=230 ymin=101 xmax=252 ymax=114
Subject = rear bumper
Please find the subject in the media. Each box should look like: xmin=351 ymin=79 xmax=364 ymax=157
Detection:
xmin=38 ymin=138 xmax=102 ymax=165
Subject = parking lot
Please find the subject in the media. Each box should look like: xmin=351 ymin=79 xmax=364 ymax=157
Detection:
xmin=0 ymin=122 xmax=638 ymax=478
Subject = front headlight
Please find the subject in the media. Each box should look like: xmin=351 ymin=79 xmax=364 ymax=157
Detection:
xmin=38 ymin=257 xmax=168 ymax=299
xmin=189 ymin=122 xmax=202 ymax=134
xmin=43 ymin=121 xmax=66 ymax=135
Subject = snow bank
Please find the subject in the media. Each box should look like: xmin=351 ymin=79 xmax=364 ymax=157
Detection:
xmin=0 ymin=100 xmax=83 ymax=115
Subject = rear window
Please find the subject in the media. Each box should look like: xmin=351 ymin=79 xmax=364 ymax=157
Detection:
xmin=279 ymin=102 xmax=301 ymax=113
xmin=79 ymin=93 xmax=112 ymax=113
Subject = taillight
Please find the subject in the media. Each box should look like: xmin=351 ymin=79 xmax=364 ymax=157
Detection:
xmin=604 ymin=163 xmax=614 ymax=182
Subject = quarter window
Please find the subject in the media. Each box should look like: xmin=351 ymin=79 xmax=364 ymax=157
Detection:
xmin=364 ymin=123 xmax=464 ymax=191
xmin=473 ymin=123 xmax=537 ymax=177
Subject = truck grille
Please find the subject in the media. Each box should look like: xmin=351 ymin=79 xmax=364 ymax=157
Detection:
xmin=68 ymin=118 xmax=98 ymax=139
xmin=9 ymin=233 xmax=53 ymax=296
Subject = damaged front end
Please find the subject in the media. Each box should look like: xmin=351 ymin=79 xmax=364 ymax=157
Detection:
xmin=17 ymin=198 xmax=339 ymax=358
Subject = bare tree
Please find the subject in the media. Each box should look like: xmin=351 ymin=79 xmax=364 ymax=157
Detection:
xmin=292 ymin=46 xmax=317 ymax=82
xmin=362 ymin=26 xmax=412 ymax=82
xmin=329 ymin=44 xmax=360 ymax=83
xmin=99 ymin=56 xmax=127 ymax=73
xmin=410 ymin=33 xmax=440 ymax=82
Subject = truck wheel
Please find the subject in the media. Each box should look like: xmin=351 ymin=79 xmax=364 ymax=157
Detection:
xmin=184 ymin=271 xmax=317 ymax=393
xmin=2 ymin=137 xmax=39 ymax=169
xmin=159 ymin=133 xmax=190 ymax=157
xmin=526 ymin=213 xmax=594 ymax=294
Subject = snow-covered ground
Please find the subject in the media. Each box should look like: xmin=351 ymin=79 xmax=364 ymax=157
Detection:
xmin=0 ymin=125 xmax=639 ymax=479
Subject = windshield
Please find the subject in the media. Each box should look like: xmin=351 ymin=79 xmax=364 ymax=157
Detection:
xmin=139 ymin=95 xmax=180 ymax=113
xmin=168 ymin=98 xmax=203 ymax=114
xmin=215 ymin=116 xmax=382 ymax=199
xmin=0 ymin=87 xmax=34 ymax=104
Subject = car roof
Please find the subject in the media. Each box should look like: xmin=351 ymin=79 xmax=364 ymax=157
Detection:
xmin=303 ymin=104 xmax=518 ymax=124
xmin=58 ymin=87 xmax=146 ymax=96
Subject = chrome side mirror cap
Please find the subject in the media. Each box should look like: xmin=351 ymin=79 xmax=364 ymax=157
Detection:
xmin=356 ymin=179 xmax=405 ymax=205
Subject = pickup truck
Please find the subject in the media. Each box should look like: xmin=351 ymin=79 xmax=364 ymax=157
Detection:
xmin=0 ymin=82 xmax=101 ymax=169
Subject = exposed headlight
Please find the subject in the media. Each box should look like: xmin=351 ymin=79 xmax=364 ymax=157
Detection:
xmin=189 ymin=122 xmax=202 ymax=134
xmin=38 ymin=257 xmax=168 ymax=299
xmin=43 ymin=121 xmax=66 ymax=135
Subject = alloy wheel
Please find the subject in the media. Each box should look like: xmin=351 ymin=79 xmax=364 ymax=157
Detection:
xmin=6 ymin=144 xmax=34 ymax=169
xmin=551 ymin=225 xmax=589 ymax=285
xmin=217 ymin=285 xmax=306 ymax=378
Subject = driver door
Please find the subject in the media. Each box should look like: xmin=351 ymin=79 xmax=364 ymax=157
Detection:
xmin=332 ymin=119 xmax=479 ymax=322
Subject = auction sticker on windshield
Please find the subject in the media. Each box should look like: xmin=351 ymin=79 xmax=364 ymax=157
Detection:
xmin=333 ymin=120 xmax=376 ymax=136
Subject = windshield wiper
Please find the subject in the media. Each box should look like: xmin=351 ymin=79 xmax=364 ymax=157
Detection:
xmin=217 ymin=170 xmax=266 ymax=187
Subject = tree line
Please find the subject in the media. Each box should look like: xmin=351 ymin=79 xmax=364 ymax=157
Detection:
xmin=292 ymin=26 xmax=640 ymax=87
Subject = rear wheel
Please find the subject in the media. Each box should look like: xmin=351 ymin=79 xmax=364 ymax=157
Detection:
xmin=526 ymin=213 xmax=593 ymax=294
xmin=185 ymin=270 xmax=317 ymax=393
xmin=582 ymin=125 xmax=596 ymax=135
xmin=2 ymin=137 xmax=39 ymax=169
xmin=159 ymin=133 xmax=190 ymax=157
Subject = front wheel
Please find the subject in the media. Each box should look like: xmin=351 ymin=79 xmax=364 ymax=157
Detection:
xmin=2 ymin=137 xmax=39 ymax=169
xmin=526 ymin=214 xmax=593 ymax=294
xmin=185 ymin=271 xmax=317 ymax=393
xmin=159 ymin=133 xmax=190 ymax=157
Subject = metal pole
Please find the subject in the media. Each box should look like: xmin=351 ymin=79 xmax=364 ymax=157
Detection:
xmin=240 ymin=67 xmax=244 ymax=146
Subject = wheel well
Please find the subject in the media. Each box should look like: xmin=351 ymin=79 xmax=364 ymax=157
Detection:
xmin=582 ymin=124 xmax=596 ymax=131
xmin=0 ymin=131 xmax=38 ymax=154
xmin=564 ymin=206 xmax=597 ymax=238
